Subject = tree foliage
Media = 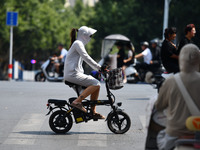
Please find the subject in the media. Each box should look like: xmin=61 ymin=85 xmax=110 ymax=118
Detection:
xmin=0 ymin=0 xmax=200 ymax=80
xmin=170 ymin=0 xmax=200 ymax=46
xmin=89 ymin=0 xmax=164 ymax=58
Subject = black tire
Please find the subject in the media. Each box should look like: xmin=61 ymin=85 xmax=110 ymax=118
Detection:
xmin=49 ymin=110 xmax=73 ymax=134
xmin=107 ymin=111 xmax=131 ymax=134
xmin=35 ymin=72 xmax=46 ymax=82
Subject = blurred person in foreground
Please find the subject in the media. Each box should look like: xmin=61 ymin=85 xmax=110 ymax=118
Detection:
xmin=155 ymin=44 xmax=200 ymax=150
xmin=161 ymin=27 xmax=179 ymax=73
xmin=177 ymin=24 xmax=196 ymax=54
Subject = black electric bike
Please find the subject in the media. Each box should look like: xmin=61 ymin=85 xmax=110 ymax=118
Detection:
xmin=46 ymin=69 xmax=131 ymax=134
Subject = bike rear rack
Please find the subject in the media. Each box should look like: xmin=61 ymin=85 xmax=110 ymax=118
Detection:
xmin=48 ymin=99 xmax=67 ymax=106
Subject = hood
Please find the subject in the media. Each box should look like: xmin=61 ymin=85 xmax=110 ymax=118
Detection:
xmin=179 ymin=44 xmax=200 ymax=73
xmin=77 ymin=26 xmax=97 ymax=45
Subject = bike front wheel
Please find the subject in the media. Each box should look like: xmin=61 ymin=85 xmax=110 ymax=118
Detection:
xmin=49 ymin=110 xmax=73 ymax=134
xmin=107 ymin=111 xmax=131 ymax=134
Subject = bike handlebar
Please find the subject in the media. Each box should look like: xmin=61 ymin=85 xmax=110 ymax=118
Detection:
xmin=99 ymin=65 xmax=110 ymax=74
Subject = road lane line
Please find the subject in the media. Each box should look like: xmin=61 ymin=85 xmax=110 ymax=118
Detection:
xmin=78 ymin=120 xmax=107 ymax=147
xmin=3 ymin=113 xmax=45 ymax=145
xmin=139 ymin=115 xmax=146 ymax=133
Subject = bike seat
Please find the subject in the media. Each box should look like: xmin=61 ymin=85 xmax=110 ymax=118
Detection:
xmin=65 ymin=80 xmax=77 ymax=87
xmin=65 ymin=80 xmax=87 ymax=89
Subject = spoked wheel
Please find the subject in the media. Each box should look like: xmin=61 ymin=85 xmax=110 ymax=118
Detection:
xmin=49 ymin=110 xmax=73 ymax=134
xmin=35 ymin=72 xmax=46 ymax=82
xmin=107 ymin=111 xmax=131 ymax=134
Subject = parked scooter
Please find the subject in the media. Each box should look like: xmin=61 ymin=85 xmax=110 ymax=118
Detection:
xmin=35 ymin=57 xmax=63 ymax=82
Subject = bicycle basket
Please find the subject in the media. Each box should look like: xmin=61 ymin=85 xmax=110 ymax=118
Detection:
xmin=108 ymin=68 xmax=123 ymax=90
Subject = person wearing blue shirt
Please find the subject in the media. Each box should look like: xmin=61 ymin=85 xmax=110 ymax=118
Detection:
xmin=54 ymin=43 xmax=68 ymax=76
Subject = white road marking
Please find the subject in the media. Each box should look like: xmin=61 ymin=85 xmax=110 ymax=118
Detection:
xmin=139 ymin=115 xmax=147 ymax=133
xmin=3 ymin=113 xmax=45 ymax=145
xmin=78 ymin=120 xmax=107 ymax=147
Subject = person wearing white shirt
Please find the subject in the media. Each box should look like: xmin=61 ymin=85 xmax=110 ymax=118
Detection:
xmin=135 ymin=41 xmax=152 ymax=81
xmin=64 ymin=26 xmax=105 ymax=119
xmin=135 ymin=41 xmax=152 ymax=64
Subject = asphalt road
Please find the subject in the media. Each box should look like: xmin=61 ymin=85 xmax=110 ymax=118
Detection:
xmin=0 ymin=81 xmax=157 ymax=150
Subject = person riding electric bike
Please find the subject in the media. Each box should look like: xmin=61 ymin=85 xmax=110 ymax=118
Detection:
xmin=52 ymin=43 xmax=68 ymax=77
xmin=134 ymin=41 xmax=152 ymax=81
xmin=64 ymin=26 xmax=105 ymax=119
xmin=149 ymin=39 xmax=162 ymax=73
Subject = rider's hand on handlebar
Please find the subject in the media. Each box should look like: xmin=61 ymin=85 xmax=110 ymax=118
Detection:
xmin=99 ymin=64 xmax=109 ymax=73
xmin=50 ymin=57 xmax=55 ymax=60
xmin=50 ymin=56 xmax=59 ymax=62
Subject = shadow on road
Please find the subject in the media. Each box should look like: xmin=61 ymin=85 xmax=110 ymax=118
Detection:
xmin=15 ymin=131 xmax=113 ymax=135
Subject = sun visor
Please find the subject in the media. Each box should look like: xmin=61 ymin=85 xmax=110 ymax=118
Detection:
xmin=88 ymin=27 xmax=97 ymax=35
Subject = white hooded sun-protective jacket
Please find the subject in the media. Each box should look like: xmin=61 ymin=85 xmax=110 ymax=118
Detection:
xmin=64 ymin=26 xmax=101 ymax=87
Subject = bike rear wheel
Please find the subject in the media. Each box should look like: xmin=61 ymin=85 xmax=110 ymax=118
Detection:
xmin=49 ymin=110 xmax=73 ymax=134
xmin=107 ymin=111 xmax=131 ymax=134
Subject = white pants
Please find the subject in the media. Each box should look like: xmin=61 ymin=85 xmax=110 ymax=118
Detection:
xmin=65 ymin=73 xmax=100 ymax=87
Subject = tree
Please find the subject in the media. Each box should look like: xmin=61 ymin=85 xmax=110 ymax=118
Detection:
xmin=0 ymin=0 xmax=78 ymax=78
xmin=169 ymin=0 xmax=200 ymax=47
xmin=1 ymin=0 xmax=200 ymax=80
xmin=89 ymin=0 xmax=164 ymax=58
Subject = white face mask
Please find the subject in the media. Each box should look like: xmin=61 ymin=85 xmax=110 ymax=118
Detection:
xmin=77 ymin=26 xmax=97 ymax=45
